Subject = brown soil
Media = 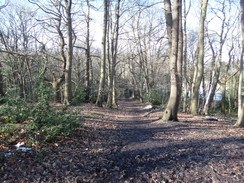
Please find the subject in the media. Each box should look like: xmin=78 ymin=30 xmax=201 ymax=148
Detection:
xmin=1 ymin=100 xmax=243 ymax=182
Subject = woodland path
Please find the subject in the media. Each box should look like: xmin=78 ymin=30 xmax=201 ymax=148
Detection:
xmin=1 ymin=100 xmax=244 ymax=182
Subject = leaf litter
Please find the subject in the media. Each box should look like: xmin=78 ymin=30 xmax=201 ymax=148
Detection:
xmin=0 ymin=100 xmax=243 ymax=182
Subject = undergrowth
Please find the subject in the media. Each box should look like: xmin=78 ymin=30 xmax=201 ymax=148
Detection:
xmin=0 ymin=82 xmax=83 ymax=145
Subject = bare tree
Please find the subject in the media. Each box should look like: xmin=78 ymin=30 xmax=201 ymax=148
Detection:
xmin=190 ymin=0 xmax=208 ymax=115
xmin=236 ymin=0 xmax=244 ymax=127
xmin=29 ymin=0 xmax=74 ymax=104
xmin=107 ymin=0 xmax=121 ymax=108
xmin=96 ymin=0 xmax=109 ymax=107
xmin=0 ymin=0 xmax=6 ymax=97
xmin=63 ymin=0 xmax=73 ymax=105
xmin=83 ymin=0 xmax=92 ymax=101
xmin=219 ymin=44 xmax=234 ymax=114
xmin=203 ymin=0 xmax=235 ymax=115
xmin=182 ymin=0 xmax=191 ymax=112
xmin=0 ymin=5 xmax=38 ymax=99
xmin=163 ymin=0 xmax=182 ymax=121
xmin=0 ymin=61 xmax=4 ymax=99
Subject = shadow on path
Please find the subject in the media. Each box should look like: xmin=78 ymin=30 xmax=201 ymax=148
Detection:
xmin=82 ymin=100 xmax=244 ymax=182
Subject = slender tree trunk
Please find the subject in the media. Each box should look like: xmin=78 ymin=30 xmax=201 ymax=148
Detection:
xmin=203 ymin=38 xmax=221 ymax=114
xmin=182 ymin=0 xmax=188 ymax=113
xmin=238 ymin=53 xmax=244 ymax=118
xmin=63 ymin=0 xmax=73 ymax=105
xmin=107 ymin=8 xmax=112 ymax=107
xmin=0 ymin=62 xmax=4 ymax=99
xmin=236 ymin=0 xmax=244 ymax=127
xmin=220 ymin=83 xmax=226 ymax=114
xmin=111 ymin=0 xmax=120 ymax=107
xmin=176 ymin=0 xmax=183 ymax=112
xmin=85 ymin=0 xmax=91 ymax=102
xmin=96 ymin=0 xmax=109 ymax=107
xmin=220 ymin=46 xmax=234 ymax=114
xmin=163 ymin=0 xmax=181 ymax=121
xmin=203 ymin=68 xmax=220 ymax=114
xmin=190 ymin=0 xmax=208 ymax=115
xmin=112 ymin=77 xmax=116 ymax=105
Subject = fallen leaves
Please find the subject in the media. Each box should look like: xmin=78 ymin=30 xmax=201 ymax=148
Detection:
xmin=0 ymin=100 xmax=243 ymax=182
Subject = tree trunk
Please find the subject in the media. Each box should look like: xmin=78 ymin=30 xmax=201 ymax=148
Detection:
xmin=63 ymin=0 xmax=73 ymax=105
xmin=176 ymin=0 xmax=183 ymax=112
xmin=182 ymin=0 xmax=188 ymax=113
xmin=190 ymin=0 xmax=208 ymax=115
xmin=203 ymin=68 xmax=220 ymax=114
xmin=96 ymin=0 xmax=109 ymax=107
xmin=52 ymin=82 xmax=61 ymax=103
xmin=51 ymin=73 xmax=64 ymax=103
xmin=107 ymin=7 xmax=112 ymax=107
xmin=164 ymin=0 xmax=172 ymax=50
xmin=220 ymin=83 xmax=226 ymax=114
xmin=163 ymin=0 xmax=181 ymax=121
xmin=236 ymin=0 xmax=244 ymax=127
xmin=0 ymin=62 xmax=4 ymax=99
xmin=203 ymin=38 xmax=220 ymax=115
xmin=85 ymin=0 xmax=91 ymax=102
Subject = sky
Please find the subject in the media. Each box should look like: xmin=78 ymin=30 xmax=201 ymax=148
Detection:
xmin=0 ymin=0 xmax=241 ymax=52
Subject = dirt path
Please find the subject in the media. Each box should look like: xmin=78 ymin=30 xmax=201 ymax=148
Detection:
xmin=1 ymin=100 xmax=243 ymax=182
xmin=77 ymin=100 xmax=244 ymax=183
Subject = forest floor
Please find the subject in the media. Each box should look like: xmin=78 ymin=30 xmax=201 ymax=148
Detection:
xmin=0 ymin=99 xmax=244 ymax=183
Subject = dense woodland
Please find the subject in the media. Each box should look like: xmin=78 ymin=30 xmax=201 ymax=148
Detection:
xmin=0 ymin=0 xmax=243 ymax=126
xmin=0 ymin=0 xmax=242 ymax=120
xmin=0 ymin=0 xmax=244 ymax=182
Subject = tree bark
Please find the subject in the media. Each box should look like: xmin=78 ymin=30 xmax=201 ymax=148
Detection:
xmin=236 ymin=0 xmax=244 ymax=127
xmin=182 ymin=0 xmax=188 ymax=113
xmin=220 ymin=45 xmax=234 ymax=114
xmin=190 ymin=0 xmax=208 ymax=115
xmin=163 ymin=0 xmax=181 ymax=121
xmin=96 ymin=0 xmax=109 ymax=107
xmin=50 ymin=73 xmax=64 ymax=103
xmin=176 ymin=0 xmax=183 ymax=112
xmin=203 ymin=36 xmax=220 ymax=114
xmin=0 ymin=62 xmax=4 ymax=99
xmin=85 ymin=0 xmax=91 ymax=102
xmin=63 ymin=0 xmax=73 ymax=105
xmin=107 ymin=0 xmax=120 ymax=108
xmin=164 ymin=0 xmax=173 ymax=50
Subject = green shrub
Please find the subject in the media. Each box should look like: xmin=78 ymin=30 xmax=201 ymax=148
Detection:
xmin=0 ymin=124 xmax=20 ymax=143
xmin=71 ymin=88 xmax=87 ymax=105
xmin=0 ymin=88 xmax=31 ymax=123
xmin=0 ymin=82 xmax=83 ymax=143
xmin=26 ymin=81 xmax=82 ymax=142
xmin=27 ymin=104 xmax=82 ymax=141
xmin=150 ymin=89 xmax=162 ymax=105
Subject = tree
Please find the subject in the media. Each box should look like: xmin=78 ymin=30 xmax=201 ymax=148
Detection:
xmin=29 ymin=0 xmax=74 ymax=104
xmin=0 ymin=62 xmax=4 ymax=98
xmin=63 ymin=0 xmax=73 ymax=105
xmin=190 ymin=0 xmax=208 ymax=115
xmin=236 ymin=0 xmax=244 ymax=127
xmin=0 ymin=4 xmax=39 ymax=100
xmin=107 ymin=0 xmax=121 ymax=108
xmin=203 ymin=0 xmax=235 ymax=115
xmin=125 ymin=1 xmax=166 ymax=103
xmin=84 ymin=0 xmax=92 ymax=101
xmin=96 ymin=0 xmax=109 ymax=107
xmin=0 ymin=0 xmax=6 ymax=98
xmin=219 ymin=44 xmax=234 ymax=114
xmin=162 ymin=0 xmax=182 ymax=121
